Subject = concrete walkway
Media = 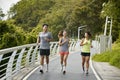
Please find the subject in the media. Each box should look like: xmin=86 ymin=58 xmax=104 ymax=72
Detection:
xmin=26 ymin=52 xmax=97 ymax=80
xmin=92 ymin=61 xmax=120 ymax=80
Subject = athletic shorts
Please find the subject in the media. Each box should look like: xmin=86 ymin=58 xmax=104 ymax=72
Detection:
xmin=40 ymin=49 xmax=50 ymax=56
xmin=81 ymin=52 xmax=90 ymax=56
xmin=60 ymin=52 xmax=69 ymax=55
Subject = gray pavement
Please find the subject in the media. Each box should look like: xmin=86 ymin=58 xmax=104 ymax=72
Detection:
xmin=92 ymin=61 xmax=120 ymax=80
xmin=27 ymin=52 xmax=97 ymax=80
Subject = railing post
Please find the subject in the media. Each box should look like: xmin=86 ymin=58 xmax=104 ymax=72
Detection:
xmin=51 ymin=43 xmax=58 ymax=56
xmin=0 ymin=54 xmax=3 ymax=62
xmin=25 ymin=46 xmax=33 ymax=67
xmin=31 ymin=45 xmax=38 ymax=66
xmin=6 ymin=50 xmax=17 ymax=80
xmin=72 ymin=41 xmax=76 ymax=51
xmin=15 ymin=48 xmax=26 ymax=73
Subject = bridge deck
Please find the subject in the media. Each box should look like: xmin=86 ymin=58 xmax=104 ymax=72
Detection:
xmin=26 ymin=51 xmax=97 ymax=80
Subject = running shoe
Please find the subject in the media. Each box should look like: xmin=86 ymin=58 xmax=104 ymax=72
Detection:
xmin=40 ymin=69 xmax=44 ymax=74
xmin=63 ymin=70 xmax=66 ymax=74
xmin=86 ymin=70 xmax=88 ymax=75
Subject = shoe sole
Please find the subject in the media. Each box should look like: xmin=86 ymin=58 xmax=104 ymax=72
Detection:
xmin=40 ymin=70 xmax=44 ymax=74
xmin=63 ymin=71 xmax=66 ymax=74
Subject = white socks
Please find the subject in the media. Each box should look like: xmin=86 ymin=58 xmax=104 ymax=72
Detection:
xmin=46 ymin=64 xmax=49 ymax=72
xmin=40 ymin=65 xmax=43 ymax=70
xmin=63 ymin=66 xmax=66 ymax=71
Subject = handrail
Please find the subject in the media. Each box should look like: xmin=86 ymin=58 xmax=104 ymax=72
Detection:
xmin=0 ymin=40 xmax=77 ymax=80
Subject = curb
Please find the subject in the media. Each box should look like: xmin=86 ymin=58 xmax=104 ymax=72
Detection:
xmin=90 ymin=59 xmax=103 ymax=80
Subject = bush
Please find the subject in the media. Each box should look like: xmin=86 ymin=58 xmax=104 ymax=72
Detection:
xmin=0 ymin=33 xmax=18 ymax=49
xmin=92 ymin=42 xmax=120 ymax=69
xmin=0 ymin=21 xmax=27 ymax=49
xmin=110 ymin=50 xmax=120 ymax=68
xmin=92 ymin=51 xmax=112 ymax=62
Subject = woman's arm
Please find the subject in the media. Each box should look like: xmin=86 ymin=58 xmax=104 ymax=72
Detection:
xmin=58 ymin=38 xmax=62 ymax=46
xmin=90 ymin=40 xmax=93 ymax=48
xmin=59 ymin=38 xmax=67 ymax=46
xmin=80 ymin=38 xmax=84 ymax=46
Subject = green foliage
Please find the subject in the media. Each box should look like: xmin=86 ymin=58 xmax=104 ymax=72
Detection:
xmin=32 ymin=0 xmax=105 ymax=40
xmin=101 ymin=0 xmax=120 ymax=41
xmin=1 ymin=0 xmax=120 ymax=49
xmin=9 ymin=0 xmax=55 ymax=31
xmin=25 ymin=33 xmax=36 ymax=44
xmin=92 ymin=51 xmax=111 ymax=62
xmin=0 ymin=21 xmax=26 ymax=49
xmin=0 ymin=8 xmax=5 ymax=20
xmin=110 ymin=51 xmax=120 ymax=68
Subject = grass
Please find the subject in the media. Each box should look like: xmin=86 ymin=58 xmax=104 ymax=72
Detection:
xmin=92 ymin=42 xmax=120 ymax=69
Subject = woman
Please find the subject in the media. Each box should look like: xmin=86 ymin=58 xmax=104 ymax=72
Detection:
xmin=37 ymin=24 xmax=53 ymax=73
xmin=59 ymin=30 xmax=69 ymax=74
xmin=80 ymin=31 xmax=92 ymax=75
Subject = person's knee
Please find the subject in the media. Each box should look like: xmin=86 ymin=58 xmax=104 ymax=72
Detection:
xmin=86 ymin=60 xmax=89 ymax=64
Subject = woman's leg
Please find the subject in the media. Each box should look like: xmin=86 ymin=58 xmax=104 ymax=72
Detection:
xmin=85 ymin=56 xmax=90 ymax=74
xmin=63 ymin=53 xmax=69 ymax=74
xmin=60 ymin=54 xmax=64 ymax=71
xmin=63 ymin=54 xmax=69 ymax=67
xmin=81 ymin=56 xmax=85 ymax=72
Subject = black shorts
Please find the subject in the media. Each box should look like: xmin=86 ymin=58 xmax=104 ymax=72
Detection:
xmin=40 ymin=49 xmax=50 ymax=56
xmin=81 ymin=52 xmax=90 ymax=56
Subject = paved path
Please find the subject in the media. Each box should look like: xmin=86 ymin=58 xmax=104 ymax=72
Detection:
xmin=93 ymin=61 xmax=120 ymax=80
xmin=26 ymin=52 xmax=97 ymax=80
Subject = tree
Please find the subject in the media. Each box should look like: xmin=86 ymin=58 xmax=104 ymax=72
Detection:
xmin=9 ymin=0 xmax=55 ymax=31
xmin=101 ymin=0 xmax=120 ymax=41
xmin=0 ymin=8 xmax=5 ymax=20
xmin=0 ymin=21 xmax=26 ymax=49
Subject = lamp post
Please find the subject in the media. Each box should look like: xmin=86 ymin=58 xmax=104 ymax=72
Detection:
xmin=78 ymin=25 xmax=87 ymax=40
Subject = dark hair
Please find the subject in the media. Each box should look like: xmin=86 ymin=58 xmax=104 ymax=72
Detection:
xmin=58 ymin=30 xmax=63 ymax=38
xmin=86 ymin=31 xmax=92 ymax=37
xmin=42 ymin=24 xmax=48 ymax=27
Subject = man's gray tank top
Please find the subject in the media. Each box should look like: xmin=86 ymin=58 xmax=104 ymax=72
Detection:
xmin=59 ymin=38 xmax=69 ymax=52
xmin=39 ymin=32 xmax=52 ymax=49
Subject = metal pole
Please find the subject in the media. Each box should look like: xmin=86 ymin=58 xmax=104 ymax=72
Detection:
xmin=78 ymin=29 xmax=79 ymax=40
xmin=109 ymin=18 xmax=112 ymax=36
xmin=104 ymin=16 xmax=108 ymax=35
xmin=78 ymin=25 xmax=87 ymax=40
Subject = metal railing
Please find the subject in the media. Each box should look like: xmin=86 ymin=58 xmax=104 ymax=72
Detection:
xmin=0 ymin=41 xmax=77 ymax=80
xmin=95 ymin=35 xmax=112 ymax=53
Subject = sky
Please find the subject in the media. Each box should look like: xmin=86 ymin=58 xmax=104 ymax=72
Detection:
xmin=0 ymin=0 xmax=20 ymax=19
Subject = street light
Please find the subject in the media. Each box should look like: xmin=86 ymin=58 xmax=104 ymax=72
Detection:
xmin=104 ymin=16 xmax=112 ymax=36
xmin=78 ymin=25 xmax=87 ymax=40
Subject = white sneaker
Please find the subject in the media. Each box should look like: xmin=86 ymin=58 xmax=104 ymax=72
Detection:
xmin=61 ymin=64 xmax=63 ymax=71
xmin=63 ymin=66 xmax=66 ymax=74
